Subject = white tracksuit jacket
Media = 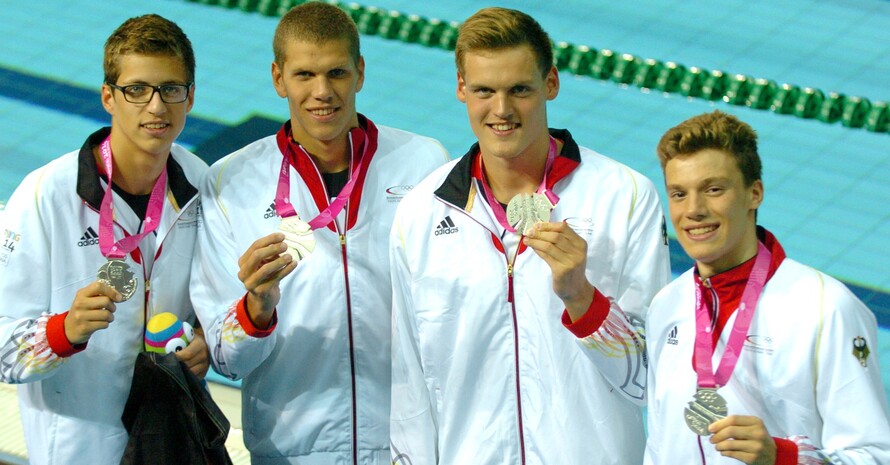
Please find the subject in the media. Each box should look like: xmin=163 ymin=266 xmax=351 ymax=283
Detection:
xmin=190 ymin=117 xmax=448 ymax=465
xmin=0 ymin=127 xmax=206 ymax=465
xmin=390 ymin=129 xmax=672 ymax=465
xmin=645 ymin=231 xmax=890 ymax=465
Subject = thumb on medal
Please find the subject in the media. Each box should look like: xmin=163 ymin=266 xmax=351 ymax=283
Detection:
xmin=523 ymin=221 xmax=544 ymax=238
xmin=95 ymin=280 xmax=124 ymax=302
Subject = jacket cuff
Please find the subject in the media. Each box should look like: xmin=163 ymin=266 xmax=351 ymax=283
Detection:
xmin=561 ymin=288 xmax=610 ymax=338
xmin=235 ymin=294 xmax=277 ymax=338
xmin=773 ymin=437 xmax=798 ymax=465
xmin=46 ymin=312 xmax=87 ymax=357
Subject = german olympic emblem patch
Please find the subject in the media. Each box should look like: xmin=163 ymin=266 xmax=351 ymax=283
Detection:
xmin=852 ymin=336 xmax=870 ymax=367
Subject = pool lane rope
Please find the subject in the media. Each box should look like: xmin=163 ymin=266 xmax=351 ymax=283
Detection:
xmin=185 ymin=0 xmax=889 ymax=134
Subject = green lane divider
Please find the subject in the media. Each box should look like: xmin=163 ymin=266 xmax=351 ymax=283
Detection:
xmin=185 ymin=0 xmax=889 ymax=134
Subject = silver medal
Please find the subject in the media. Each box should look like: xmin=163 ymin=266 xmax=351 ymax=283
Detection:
xmin=279 ymin=216 xmax=316 ymax=263
xmin=506 ymin=192 xmax=553 ymax=235
xmin=684 ymin=388 xmax=728 ymax=436
xmin=97 ymin=259 xmax=137 ymax=302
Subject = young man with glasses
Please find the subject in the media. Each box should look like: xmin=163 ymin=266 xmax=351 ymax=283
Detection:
xmin=0 ymin=14 xmax=209 ymax=465
xmin=645 ymin=110 xmax=890 ymax=464
xmin=189 ymin=2 xmax=448 ymax=464
xmin=388 ymin=7 xmax=670 ymax=464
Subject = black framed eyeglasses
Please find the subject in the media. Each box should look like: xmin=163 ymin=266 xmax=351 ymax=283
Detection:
xmin=106 ymin=82 xmax=193 ymax=104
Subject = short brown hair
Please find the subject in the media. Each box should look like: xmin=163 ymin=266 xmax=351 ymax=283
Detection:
xmin=273 ymin=2 xmax=360 ymax=67
xmin=104 ymin=14 xmax=195 ymax=85
xmin=657 ymin=110 xmax=762 ymax=186
xmin=455 ymin=7 xmax=553 ymax=78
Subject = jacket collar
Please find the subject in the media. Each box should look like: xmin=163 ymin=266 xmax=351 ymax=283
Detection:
xmin=695 ymin=226 xmax=787 ymax=339
xmin=695 ymin=226 xmax=786 ymax=289
xmin=76 ymin=127 xmax=198 ymax=212
xmin=433 ymin=128 xmax=581 ymax=210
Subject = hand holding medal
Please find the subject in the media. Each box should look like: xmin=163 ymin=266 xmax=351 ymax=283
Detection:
xmin=523 ymin=221 xmax=597 ymax=321
xmin=706 ymin=415 xmax=778 ymax=463
xmin=239 ymin=128 xmax=369 ymax=325
xmin=477 ymin=136 xmax=596 ymax=319
xmin=238 ymin=233 xmax=300 ymax=327
xmin=64 ymin=280 xmax=123 ymax=344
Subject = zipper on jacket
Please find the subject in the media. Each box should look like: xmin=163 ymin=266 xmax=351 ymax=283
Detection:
xmin=340 ymin=232 xmax=359 ymax=465
xmin=305 ymin=147 xmax=360 ymax=464
xmin=701 ymin=278 xmax=720 ymax=343
xmin=135 ymin=250 xmax=151 ymax=333
xmin=702 ymin=278 xmax=719 ymax=333
xmin=507 ymin=264 xmax=514 ymax=303
xmin=506 ymin=248 xmax=526 ymax=465
xmin=144 ymin=278 xmax=150 ymax=320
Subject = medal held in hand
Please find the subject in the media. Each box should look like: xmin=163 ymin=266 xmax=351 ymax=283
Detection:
xmin=97 ymin=259 xmax=137 ymax=301
xmin=279 ymin=215 xmax=316 ymax=263
xmin=684 ymin=388 xmax=727 ymax=436
xmin=506 ymin=192 xmax=553 ymax=235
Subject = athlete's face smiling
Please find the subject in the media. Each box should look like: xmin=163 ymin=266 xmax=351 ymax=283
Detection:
xmin=102 ymin=53 xmax=193 ymax=161
xmin=665 ymin=148 xmax=763 ymax=278
xmin=457 ymin=45 xmax=558 ymax=162
xmin=272 ymin=39 xmax=364 ymax=156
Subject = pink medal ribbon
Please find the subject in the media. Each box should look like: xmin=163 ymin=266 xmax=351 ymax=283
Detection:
xmin=97 ymin=137 xmax=168 ymax=260
xmin=692 ymin=241 xmax=771 ymax=388
xmin=275 ymin=128 xmax=370 ymax=230
xmin=683 ymin=241 xmax=771 ymax=436
xmin=478 ymin=136 xmax=560 ymax=233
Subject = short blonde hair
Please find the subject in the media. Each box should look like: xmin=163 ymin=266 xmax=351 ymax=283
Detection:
xmin=273 ymin=2 xmax=360 ymax=67
xmin=455 ymin=7 xmax=553 ymax=78
xmin=657 ymin=110 xmax=762 ymax=186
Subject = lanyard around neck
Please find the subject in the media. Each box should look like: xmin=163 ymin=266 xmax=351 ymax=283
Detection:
xmin=692 ymin=242 xmax=771 ymax=388
xmin=97 ymin=137 xmax=168 ymax=259
xmin=275 ymin=129 xmax=370 ymax=230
